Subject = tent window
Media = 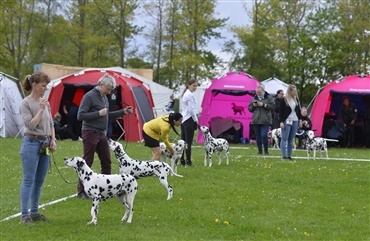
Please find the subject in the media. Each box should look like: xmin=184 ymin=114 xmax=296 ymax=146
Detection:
xmin=211 ymin=89 xmax=255 ymax=97
xmin=132 ymin=86 xmax=154 ymax=123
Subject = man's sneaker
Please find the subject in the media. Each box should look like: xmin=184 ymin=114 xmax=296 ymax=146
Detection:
xmin=30 ymin=213 xmax=49 ymax=222
xmin=77 ymin=191 xmax=90 ymax=200
xmin=20 ymin=215 xmax=33 ymax=224
xmin=78 ymin=137 xmax=83 ymax=141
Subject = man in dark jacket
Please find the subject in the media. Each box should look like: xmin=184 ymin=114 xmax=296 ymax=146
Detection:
xmin=296 ymin=107 xmax=312 ymax=149
xmin=248 ymin=85 xmax=275 ymax=155
xmin=338 ymin=96 xmax=357 ymax=147
xmin=272 ymin=90 xmax=284 ymax=129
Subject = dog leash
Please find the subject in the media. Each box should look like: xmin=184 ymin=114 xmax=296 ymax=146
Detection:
xmin=50 ymin=152 xmax=77 ymax=184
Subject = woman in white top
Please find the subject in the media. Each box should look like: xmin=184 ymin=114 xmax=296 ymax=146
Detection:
xmin=180 ymin=79 xmax=198 ymax=166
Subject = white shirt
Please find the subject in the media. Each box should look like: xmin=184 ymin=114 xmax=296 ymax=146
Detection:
xmin=181 ymin=89 xmax=198 ymax=123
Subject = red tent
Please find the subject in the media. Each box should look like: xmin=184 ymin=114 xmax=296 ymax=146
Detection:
xmin=47 ymin=69 xmax=155 ymax=142
xmin=310 ymin=74 xmax=370 ymax=138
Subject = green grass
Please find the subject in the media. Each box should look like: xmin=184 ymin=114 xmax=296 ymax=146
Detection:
xmin=0 ymin=137 xmax=369 ymax=241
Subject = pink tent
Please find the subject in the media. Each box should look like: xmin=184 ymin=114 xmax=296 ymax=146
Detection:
xmin=310 ymin=74 xmax=370 ymax=137
xmin=197 ymin=72 xmax=260 ymax=143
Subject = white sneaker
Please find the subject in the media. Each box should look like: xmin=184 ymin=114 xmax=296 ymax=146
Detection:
xmin=78 ymin=137 xmax=82 ymax=141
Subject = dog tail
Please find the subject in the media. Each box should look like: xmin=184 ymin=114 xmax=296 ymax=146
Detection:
xmin=165 ymin=163 xmax=183 ymax=178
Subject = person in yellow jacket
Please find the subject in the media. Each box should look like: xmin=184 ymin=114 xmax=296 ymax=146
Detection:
xmin=143 ymin=112 xmax=183 ymax=160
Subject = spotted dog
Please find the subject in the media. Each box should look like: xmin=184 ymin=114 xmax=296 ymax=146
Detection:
xmin=108 ymin=139 xmax=183 ymax=200
xmin=268 ymin=128 xmax=281 ymax=149
xmin=160 ymin=139 xmax=186 ymax=175
xmin=199 ymin=126 xmax=230 ymax=167
xmin=64 ymin=157 xmax=138 ymax=225
xmin=305 ymin=130 xmax=328 ymax=159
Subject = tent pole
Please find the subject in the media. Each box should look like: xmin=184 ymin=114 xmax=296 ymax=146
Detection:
xmin=307 ymin=86 xmax=324 ymax=117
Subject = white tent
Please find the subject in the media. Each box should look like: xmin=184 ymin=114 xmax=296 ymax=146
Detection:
xmin=44 ymin=67 xmax=174 ymax=118
xmin=261 ymin=77 xmax=289 ymax=96
xmin=0 ymin=72 xmax=25 ymax=138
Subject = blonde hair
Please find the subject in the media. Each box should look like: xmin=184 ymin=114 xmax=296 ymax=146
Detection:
xmin=285 ymin=85 xmax=298 ymax=105
xmin=54 ymin=112 xmax=62 ymax=119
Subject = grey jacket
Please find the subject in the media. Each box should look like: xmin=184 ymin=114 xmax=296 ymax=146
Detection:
xmin=248 ymin=92 xmax=275 ymax=125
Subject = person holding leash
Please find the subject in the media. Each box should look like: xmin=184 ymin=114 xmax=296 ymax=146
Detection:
xmin=142 ymin=112 xmax=183 ymax=161
xmin=180 ymin=79 xmax=198 ymax=166
xmin=279 ymin=85 xmax=302 ymax=159
xmin=19 ymin=71 xmax=57 ymax=223
xmin=76 ymin=74 xmax=133 ymax=200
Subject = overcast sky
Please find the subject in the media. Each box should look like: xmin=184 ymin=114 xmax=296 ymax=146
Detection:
xmin=134 ymin=1 xmax=254 ymax=63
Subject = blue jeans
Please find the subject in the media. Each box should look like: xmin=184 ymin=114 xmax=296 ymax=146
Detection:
xmin=280 ymin=120 xmax=299 ymax=158
xmin=253 ymin=124 xmax=270 ymax=154
xmin=20 ymin=136 xmax=50 ymax=217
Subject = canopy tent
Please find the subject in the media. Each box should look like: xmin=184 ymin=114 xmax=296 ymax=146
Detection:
xmin=197 ymin=72 xmax=260 ymax=143
xmin=0 ymin=72 xmax=25 ymax=138
xmin=45 ymin=69 xmax=155 ymax=142
xmin=310 ymin=74 xmax=370 ymax=138
xmin=90 ymin=67 xmax=173 ymax=117
xmin=261 ymin=77 xmax=289 ymax=96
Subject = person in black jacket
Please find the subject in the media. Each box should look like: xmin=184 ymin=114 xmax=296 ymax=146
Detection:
xmin=338 ymin=96 xmax=357 ymax=147
xmin=272 ymin=89 xmax=284 ymax=129
xmin=248 ymin=85 xmax=275 ymax=155
xmin=296 ymin=107 xmax=312 ymax=149
xmin=279 ymin=85 xmax=302 ymax=159
xmin=53 ymin=112 xmax=81 ymax=141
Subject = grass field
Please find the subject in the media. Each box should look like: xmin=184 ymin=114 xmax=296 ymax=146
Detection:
xmin=0 ymin=137 xmax=369 ymax=241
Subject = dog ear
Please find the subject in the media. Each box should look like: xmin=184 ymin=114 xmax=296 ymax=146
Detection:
xmin=76 ymin=159 xmax=84 ymax=171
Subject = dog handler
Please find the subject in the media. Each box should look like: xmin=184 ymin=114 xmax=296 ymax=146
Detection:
xmin=180 ymin=79 xmax=198 ymax=166
xmin=77 ymin=74 xmax=134 ymax=199
xmin=19 ymin=71 xmax=57 ymax=223
xmin=142 ymin=112 xmax=183 ymax=161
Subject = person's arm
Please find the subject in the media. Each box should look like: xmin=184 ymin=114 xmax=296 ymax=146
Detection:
xmin=248 ymin=98 xmax=256 ymax=112
xmin=161 ymin=126 xmax=173 ymax=152
xmin=21 ymin=99 xmax=48 ymax=130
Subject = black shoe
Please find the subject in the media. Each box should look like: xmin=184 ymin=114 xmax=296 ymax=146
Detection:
xmin=282 ymin=156 xmax=288 ymax=159
xmin=180 ymin=160 xmax=186 ymax=166
xmin=30 ymin=213 xmax=49 ymax=222
xmin=257 ymin=152 xmax=263 ymax=155
xmin=77 ymin=191 xmax=90 ymax=200
xmin=264 ymin=152 xmax=269 ymax=155
xmin=186 ymin=160 xmax=192 ymax=166
xmin=287 ymin=157 xmax=293 ymax=160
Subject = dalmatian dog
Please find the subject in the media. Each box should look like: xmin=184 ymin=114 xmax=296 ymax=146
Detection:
xmin=268 ymin=128 xmax=281 ymax=149
xmin=305 ymin=130 xmax=328 ymax=159
xmin=64 ymin=157 xmax=138 ymax=225
xmin=108 ymin=139 xmax=183 ymax=200
xmin=160 ymin=139 xmax=186 ymax=175
xmin=199 ymin=126 xmax=230 ymax=167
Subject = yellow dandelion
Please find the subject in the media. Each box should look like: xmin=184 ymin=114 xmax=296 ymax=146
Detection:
xmin=228 ymin=207 xmax=231 ymax=210
xmin=223 ymin=221 xmax=229 ymax=225
xmin=304 ymin=232 xmax=310 ymax=236
xmin=277 ymin=227 xmax=281 ymax=230
xmin=215 ymin=218 xmax=219 ymax=223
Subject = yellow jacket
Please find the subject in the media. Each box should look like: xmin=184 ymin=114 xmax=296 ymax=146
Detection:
xmin=143 ymin=115 xmax=173 ymax=151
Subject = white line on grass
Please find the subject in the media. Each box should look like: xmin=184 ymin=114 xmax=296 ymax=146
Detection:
xmin=250 ymin=155 xmax=370 ymax=162
xmin=1 ymin=194 xmax=77 ymax=222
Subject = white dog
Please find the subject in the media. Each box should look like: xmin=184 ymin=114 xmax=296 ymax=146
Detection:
xmin=108 ymin=139 xmax=183 ymax=200
xmin=305 ymin=130 xmax=328 ymax=159
xmin=160 ymin=139 xmax=186 ymax=175
xmin=199 ymin=126 xmax=229 ymax=167
xmin=268 ymin=128 xmax=281 ymax=149
xmin=64 ymin=157 xmax=138 ymax=225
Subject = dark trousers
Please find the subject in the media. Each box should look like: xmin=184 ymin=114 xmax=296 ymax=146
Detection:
xmin=181 ymin=118 xmax=195 ymax=164
xmin=253 ymin=124 xmax=269 ymax=154
xmin=77 ymin=130 xmax=111 ymax=193
xmin=57 ymin=128 xmax=79 ymax=140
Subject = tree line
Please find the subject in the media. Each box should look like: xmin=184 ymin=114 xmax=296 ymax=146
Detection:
xmin=1 ymin=0 xmax=369 ymax=104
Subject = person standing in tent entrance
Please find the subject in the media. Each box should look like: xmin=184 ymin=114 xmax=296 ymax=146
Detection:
xmin=19 ymin=71 xmax=57 ymax=223
xmin=142 ymin=112 xmax=183 ymax=160
xmin=272 ymin=89 xmax=284 ymax=129
xmin=279 ymin=85 xmax=302 ymax=160
xmin=338 ymin=96 xmax=357 ymax=147
xmin=180 ymin=79 xmax=198 ymax=166
xmin=76 ymin=74 xmax=134 ymax=200
xmin=248 ymin=84 xmax=275 ymax=155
